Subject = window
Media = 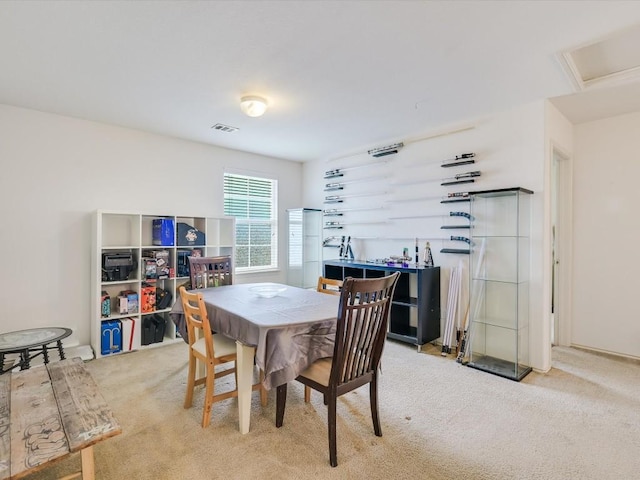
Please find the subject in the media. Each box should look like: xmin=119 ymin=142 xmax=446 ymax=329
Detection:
xmin=223 ymin=173 xmax=278 ymax=271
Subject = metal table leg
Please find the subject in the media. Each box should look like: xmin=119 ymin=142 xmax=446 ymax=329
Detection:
xmin=42 ymin=344 xmax=50 ymax=364
xmin=57 ymin=340 xmax=66 ymax=360
xmin=19 ymin=350 xmax=30 ymax=370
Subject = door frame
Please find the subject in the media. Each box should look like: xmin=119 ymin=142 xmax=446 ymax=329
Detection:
xmin=551 ymin=145 xmax=573 ymax=347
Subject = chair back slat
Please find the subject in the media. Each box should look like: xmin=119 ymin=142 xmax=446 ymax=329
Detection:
xmin=317 ymin=277 xmax=343 ymax=296
xmin=188 ymin=256 xmax=232 ymax=289
xmin=331 ymin=273 xmax=400 ymax=386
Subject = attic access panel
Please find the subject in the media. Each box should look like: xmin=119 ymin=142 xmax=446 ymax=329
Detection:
xmin=560 ymin=24 xmax=640 ymax=91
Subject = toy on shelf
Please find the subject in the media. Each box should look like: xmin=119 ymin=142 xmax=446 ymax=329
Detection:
xmin=423 ymin=242 xmax=434 ymax=267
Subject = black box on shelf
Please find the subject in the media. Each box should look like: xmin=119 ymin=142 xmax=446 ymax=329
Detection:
xmin=141 ymin=316 xmax=154 ymax=346
xmin=152 ymin=314 xmax=166 ymax=343
xmin=176 ymin=249 xmax=202 ymax=277
xmin=177 ymin=222 xmax=205 ymax=246
xmin=141 ymin=313 xmax=166 ymax=345
xmin=177 ymin=250 xmax=190 ymax=277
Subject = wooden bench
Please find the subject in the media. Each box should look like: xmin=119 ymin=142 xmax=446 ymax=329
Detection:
xmin=0 ymin=357 xmax=121 ymax=480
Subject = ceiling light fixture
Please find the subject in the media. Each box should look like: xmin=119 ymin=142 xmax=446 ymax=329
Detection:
xmin=240 ymin=95 xmax=268 ymax=117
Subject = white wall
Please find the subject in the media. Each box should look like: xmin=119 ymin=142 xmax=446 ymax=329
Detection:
xmin=303 ymin=101 xmax=551 ymax=371
xmin=5 ymin=99 xmax=636 ymax=363
xmin=0 ymin=104 xmax=303 ymax=347
xmin=572 ymin=111 xmax=640 ymax=359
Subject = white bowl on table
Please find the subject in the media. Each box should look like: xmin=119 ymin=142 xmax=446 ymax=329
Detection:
xmin=249 ymin=285 xmax=287 ymax=298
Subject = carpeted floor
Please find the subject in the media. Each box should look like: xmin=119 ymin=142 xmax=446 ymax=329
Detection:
xmin=22 ymin=340 xmax=640 ymax=479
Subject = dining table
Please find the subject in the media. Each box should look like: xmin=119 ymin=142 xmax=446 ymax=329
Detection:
xmin=170 ymin=282 xmax=339 ymax=434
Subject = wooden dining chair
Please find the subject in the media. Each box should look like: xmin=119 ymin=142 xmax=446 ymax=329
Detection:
xmin=275 ymin=272 xmax=400 ymax=467
xmin=179 ymin=286 xmax=264 ymax=427
xmin=188 ymin=255 xmax=232 ymax=289
xmin=303 ymin=276 xmax=345 ymax=402
xmin=316 ymin=276 xmax=343 ymax=296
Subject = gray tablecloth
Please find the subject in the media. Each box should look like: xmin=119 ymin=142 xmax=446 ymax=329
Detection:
xmin=170 ymin=283 xmax=338 ymax=389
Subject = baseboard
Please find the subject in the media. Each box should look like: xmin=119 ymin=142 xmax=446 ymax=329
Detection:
xmin=570 ymin=344 xmax=640 ymax=365
xmin=66 ymin=344 xmax=95 ymax=361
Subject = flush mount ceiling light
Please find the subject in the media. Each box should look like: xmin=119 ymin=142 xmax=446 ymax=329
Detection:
xmin=240 ymin=95 xmax=268 ymax=117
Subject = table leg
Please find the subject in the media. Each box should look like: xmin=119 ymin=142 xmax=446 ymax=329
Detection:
xmin=57 ymin=340 xmax=66 ymax=360
xmin=19 ymin=350 xmax=30 ymax=370
xmin=42 ymin=345 xmax=50 ymax=364
xmin=80 ymin=445 xmax=95 ymax=480
xmin=236 ymin=341 xmax=255 ymax=435
xmin=57 ymin=445 xmax=95 ymax=480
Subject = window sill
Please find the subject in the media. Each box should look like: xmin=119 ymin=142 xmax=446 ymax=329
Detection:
xmin=236 ymin=268 xmax=281 ymax=275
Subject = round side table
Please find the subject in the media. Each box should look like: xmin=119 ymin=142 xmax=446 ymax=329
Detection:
xmin=0 ymin=327 xmax=72 ymax=374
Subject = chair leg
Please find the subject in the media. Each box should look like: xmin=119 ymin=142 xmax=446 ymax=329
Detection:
xmin=328 ymin=393 xmax=338 ymax=467
xmin=259 ymin=370 xmax=268 ymax=407
xmin=184 ymin=354 xmax=196 ymax=409
xmin=370 ymin=376 xmax=382 ymax=437
xmin=304 ymin=385 xmax=311 ymax=403
xmin=202 ymin=362 xmax=215 ymax=428
xmin=275 ymin=383 xmax=287 ymax=428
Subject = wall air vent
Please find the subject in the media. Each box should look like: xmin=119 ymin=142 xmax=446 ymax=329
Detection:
xmin=367 ymin=142 xmax=404 ymax=158
xmin=211 ymin=123 xmax=239 ymax=133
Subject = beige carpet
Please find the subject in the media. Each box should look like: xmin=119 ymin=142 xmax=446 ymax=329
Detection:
xmin=22 ymin=340 xmax=640 ymax=480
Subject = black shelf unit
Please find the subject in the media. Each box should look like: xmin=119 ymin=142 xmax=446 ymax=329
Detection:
xmin=323 ymin=259 xmax=440 ymax=348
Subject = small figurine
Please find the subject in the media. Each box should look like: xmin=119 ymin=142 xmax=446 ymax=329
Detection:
xmin=423 ymin=241 xmax=434 ymax=267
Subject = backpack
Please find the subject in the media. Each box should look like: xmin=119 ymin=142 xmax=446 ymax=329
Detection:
xmin=155 ymin=288 xmax=173 ymax=310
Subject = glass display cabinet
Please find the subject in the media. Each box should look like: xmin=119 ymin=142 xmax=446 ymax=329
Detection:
xmin=467 ymin=187 xmax=533 ymax=381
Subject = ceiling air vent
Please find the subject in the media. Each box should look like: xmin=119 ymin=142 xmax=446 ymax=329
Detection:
xmin=559 ymin=24 xmax=640 ymax=91
xmin=211 ymin=123 xmax=239 ymax=133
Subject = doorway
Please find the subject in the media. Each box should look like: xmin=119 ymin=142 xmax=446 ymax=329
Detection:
xmin=551 ymin=148 xmax=572 ymax=347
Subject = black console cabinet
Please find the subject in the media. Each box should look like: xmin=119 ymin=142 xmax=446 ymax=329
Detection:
xmin=323 ymin=259 xmax=440 ymax=348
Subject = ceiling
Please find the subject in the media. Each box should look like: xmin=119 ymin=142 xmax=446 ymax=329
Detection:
xmin=1 ymin=1 xmax=640 ymax=163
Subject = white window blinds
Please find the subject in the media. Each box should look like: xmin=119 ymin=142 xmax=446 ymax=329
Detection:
xmin=223 ymin=173 xmax=278 ymax=270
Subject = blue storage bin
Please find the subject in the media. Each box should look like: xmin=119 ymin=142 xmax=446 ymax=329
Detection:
xmin=101 ymin=320 xmax=122 ymax=355
xmin=153 ymin=218 xmax=175 ymax=246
